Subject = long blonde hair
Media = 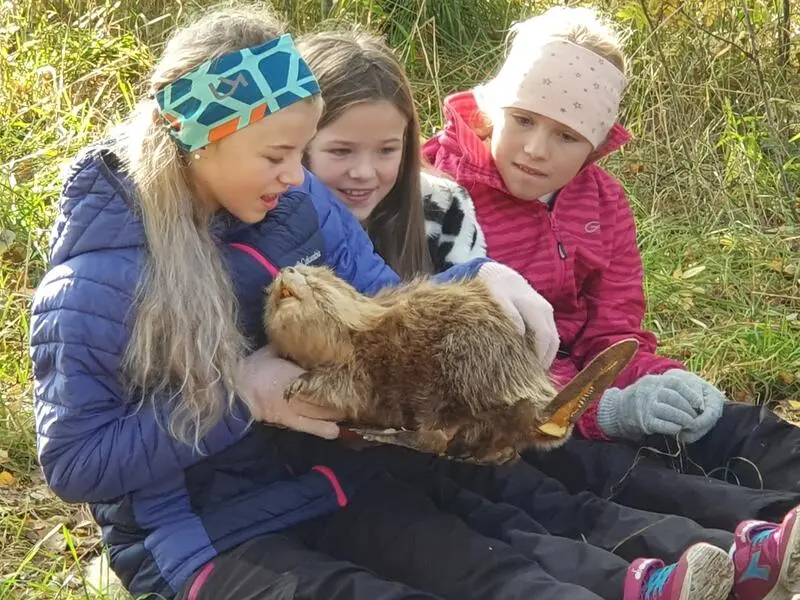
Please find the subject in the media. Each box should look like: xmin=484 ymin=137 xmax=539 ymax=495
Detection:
xmin=113 ymin=5 xmax=285 ymax=448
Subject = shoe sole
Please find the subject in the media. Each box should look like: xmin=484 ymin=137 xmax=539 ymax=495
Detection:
xmin=764 ymin=508 xmax=800 ymax=600
xmin=680 ymin=543 xmax=734 ymax=600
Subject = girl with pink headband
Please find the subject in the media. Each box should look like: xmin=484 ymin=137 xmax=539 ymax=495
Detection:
xmin=424 ymin=5 xmax=800 ymax=599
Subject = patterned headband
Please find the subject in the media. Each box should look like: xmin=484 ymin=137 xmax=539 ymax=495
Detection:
xmin=477 ymin=38 xmax=627 ymax=148
xmin=155 ymin=33 xmax=320 ymax=153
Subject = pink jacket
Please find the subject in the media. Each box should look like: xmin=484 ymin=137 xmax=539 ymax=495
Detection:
xmin=423 ymin=91 xmax=684 ymax=440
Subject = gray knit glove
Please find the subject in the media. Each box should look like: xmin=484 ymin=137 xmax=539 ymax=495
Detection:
xmin=596 ymin=369 xmax=725 ymax=443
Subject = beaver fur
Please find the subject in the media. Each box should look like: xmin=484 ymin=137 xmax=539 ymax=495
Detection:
xmin=264 ymin=265 xmax=575 ymax=464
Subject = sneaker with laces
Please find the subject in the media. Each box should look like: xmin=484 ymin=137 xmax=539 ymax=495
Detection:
xmin=731 ymin=505 xmax=800 ymax=600
xmin=623 ymin=542 xmax=734 ymax=600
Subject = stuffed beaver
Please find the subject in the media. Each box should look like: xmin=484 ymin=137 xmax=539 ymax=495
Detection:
xmin=264 ymin=264 xmax=637 ymax=465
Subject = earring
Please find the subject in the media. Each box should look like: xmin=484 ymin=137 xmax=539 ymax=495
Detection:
xmin=193 ymin=153 xmax=201 ymax=160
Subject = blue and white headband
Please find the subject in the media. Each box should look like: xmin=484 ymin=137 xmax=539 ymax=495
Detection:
xmin=155 ymin=33 xmax=320 ymax=153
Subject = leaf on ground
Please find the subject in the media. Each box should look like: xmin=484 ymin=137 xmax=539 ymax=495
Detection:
xmin=769 ymin=259 xmax=799 ymax=279
xmin=681 ymin=265 xmax=706 ymax=279
xmin=0 ymin=229 xmax=15 ymax=254
xmin=788 ymin=400 xmax=800 ymax=411
xmin=0 ymin=471 xmax=16 ymax=486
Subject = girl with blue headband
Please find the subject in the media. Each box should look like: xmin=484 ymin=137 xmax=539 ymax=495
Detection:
xmin=25 ymin=4 xmax=596 ymax=599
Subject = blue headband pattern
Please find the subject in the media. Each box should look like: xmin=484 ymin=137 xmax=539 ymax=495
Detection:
xmin=155 ymin=33 xmax=320 ymax=152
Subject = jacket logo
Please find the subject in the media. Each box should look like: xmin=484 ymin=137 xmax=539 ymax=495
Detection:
xmin=584 ymin=221 xmax=601 ymax=234
xmin=297 ymin=250 xmax=321 ymax=266
xmin=209 ymin=74 xmax=249 ymax=100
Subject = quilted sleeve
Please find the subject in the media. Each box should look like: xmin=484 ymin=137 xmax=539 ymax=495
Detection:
xmin=309 ymin=169 xmax=490 ymax=292
xmin=30 ymin=254 xmax=250 ymax=504
xmin=308 ymin=172 xmax=401 ymax=295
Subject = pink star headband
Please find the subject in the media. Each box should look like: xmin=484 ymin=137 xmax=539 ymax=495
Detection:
xmin=477 ymin=38 xmax=627 ymax=148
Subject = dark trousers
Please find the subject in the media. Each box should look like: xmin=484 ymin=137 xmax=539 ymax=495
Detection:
xmin=371 ymin=445 xmax=734 ymax=565
xmin=177 ymin=474 xmax=624 ymax=600
xmin=524 ymin=402 xmax=800 ymax=530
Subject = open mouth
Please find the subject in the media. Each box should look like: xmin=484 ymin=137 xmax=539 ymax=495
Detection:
xmin=278 ymin=285 xmax=295 ymax=300
xmin=261 ymin=195 xmax=279 ymax=210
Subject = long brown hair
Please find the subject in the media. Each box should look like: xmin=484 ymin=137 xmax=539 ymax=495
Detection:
xmin=298 ymin=29 xmax=433 ymax=279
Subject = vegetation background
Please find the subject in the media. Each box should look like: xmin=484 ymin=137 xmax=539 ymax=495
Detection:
xmin=0 ymin=0 xmax=798 ymax=597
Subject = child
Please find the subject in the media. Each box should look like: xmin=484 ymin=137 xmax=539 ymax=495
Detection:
xmin=27 ymin=5 xmax=602 ymax=600
xmin=30 ymin=4 xmax=742 ymax=600
xmin=295 ymin=27 xmax=800 ymax=600
xmin=299 ymin=30 xmax=488 ymax=279
xmin=423 ymin=4 xmax=800 ymax=527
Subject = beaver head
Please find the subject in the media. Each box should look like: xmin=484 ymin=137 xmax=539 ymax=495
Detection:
xmin=264 ymin=265 xmax=383 ymax=368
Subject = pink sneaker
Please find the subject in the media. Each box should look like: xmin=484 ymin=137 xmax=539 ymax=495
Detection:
xmin=624 ymin=542 xmax=734 ymax=600
xmin=731 ymin=505 xmax=800 ymax=600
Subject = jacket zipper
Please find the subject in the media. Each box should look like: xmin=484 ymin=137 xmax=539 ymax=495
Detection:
xmin=548 ymin=210 xmax=567 ymax=292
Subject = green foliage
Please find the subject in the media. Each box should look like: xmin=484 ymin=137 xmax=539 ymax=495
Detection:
xmin=0 ymin=0 xmax=798 ymax=596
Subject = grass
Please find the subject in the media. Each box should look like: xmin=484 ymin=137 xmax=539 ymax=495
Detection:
xmin=0 ymin=0 xmax=798 ymax=597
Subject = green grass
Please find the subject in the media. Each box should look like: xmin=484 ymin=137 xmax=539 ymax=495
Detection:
xmin=0 ymin=0 xmax=798 ymax=597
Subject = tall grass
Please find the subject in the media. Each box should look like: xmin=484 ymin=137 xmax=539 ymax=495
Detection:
xmin=0 ymin=0 xmax=798 ymax=597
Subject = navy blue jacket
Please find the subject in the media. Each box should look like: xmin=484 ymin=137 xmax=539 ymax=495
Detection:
xmin=29 ymin=144 xmax=489 ymax=598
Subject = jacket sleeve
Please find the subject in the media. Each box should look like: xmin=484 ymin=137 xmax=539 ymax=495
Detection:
xmin=30 ymin=257 xmax=250 ymax=504
xmin=571 ymin=187 xmax=684 ymax=440
xmin=308 ymin=172 xmax=401 ymax=295
xmin=421 ymin=171 xmax=488 ymax=272
xmin=309 ymin=169 xmax=491 ymax=293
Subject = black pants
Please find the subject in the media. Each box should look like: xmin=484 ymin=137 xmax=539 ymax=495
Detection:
xmin=524 ymin=402 xmax=800 ymax=530
xmin=177 ymin=475 xmax=625 ymax=600
xmin=370 ymin=445 xmax=734 ymax=565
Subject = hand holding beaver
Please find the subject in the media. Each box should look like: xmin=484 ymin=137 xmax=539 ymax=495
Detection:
xmin=476 ymin=262 xmax=560 ymax=368
xmin=236 ymin=345 xmax=344 ymax=439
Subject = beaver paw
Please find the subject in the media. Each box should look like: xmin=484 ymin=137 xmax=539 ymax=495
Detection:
xmin=283 ymin=374 xmax=314 ymax=403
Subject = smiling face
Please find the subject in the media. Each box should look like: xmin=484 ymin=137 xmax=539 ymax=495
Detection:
xmin=188 ymin=98 xmax=323 ymax=223
xmin=305 ymin=100 xmax=407 ymax=222
xmin=489 ymin=107 xmax=594 ymax=201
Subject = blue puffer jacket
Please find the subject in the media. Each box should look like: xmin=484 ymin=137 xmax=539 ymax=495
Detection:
xmin=29 ymin=143 xmax=490 ymax=599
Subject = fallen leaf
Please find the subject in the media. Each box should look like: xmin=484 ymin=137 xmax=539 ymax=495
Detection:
xmin=688 ymin=317 xmax=709 ymax=329
xmin=0 ymin=229 xmax=14 ymax=254
xmin=628 ymin=163 xmax=646 ymax=174
xmin=732 ymin=390 xmax=753 ymax=404
xmin=682 ymin=265 xmax=706 ymax=279
xmin=780 ymin=373 xmax=796 ymax=385
xmin=0 ymin=471 xmax=16 ymax=486
xmin=788 ymin=400 xmax=800 ymax=410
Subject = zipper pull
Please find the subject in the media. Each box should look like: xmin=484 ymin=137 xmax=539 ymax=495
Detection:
xmin=557 ymin=241 xmax=568 ymax=259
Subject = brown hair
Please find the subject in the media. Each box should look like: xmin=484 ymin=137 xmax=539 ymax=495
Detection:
xmin=298 ymin=29 xmax=433 ymax=279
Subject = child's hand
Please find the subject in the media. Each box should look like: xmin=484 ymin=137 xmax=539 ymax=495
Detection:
xmin=596 ymin=370 xmax=725 ymax=442
xmin=237 ymin=345 xmax=343 ymax=439
xmin=477 ymin=262 xmax=560 ymax=368
xmin=660 ymin=369 xmax=726 ymax=443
